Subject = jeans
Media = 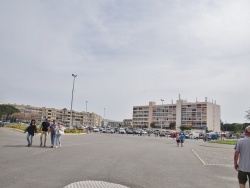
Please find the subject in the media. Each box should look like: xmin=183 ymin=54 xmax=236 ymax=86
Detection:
xmin=55 ymin=134 xmax=62 ymax=146
xmin=51 ymin=133 xmax=56 ymax=146
xmin=26 ymin=133 xmax=33 ymax=146
xmin=40 ymin=131 xmax=48 ymax=146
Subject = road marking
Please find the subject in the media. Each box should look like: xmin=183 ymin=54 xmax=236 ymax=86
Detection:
xmin=192 ymin=149 xmax=206 ymax=165
xmin=64 ymin=181 xmax=130 ymax=188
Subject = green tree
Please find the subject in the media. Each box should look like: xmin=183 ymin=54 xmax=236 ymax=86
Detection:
xmin=180 ymin=126 xmax=191 ymax=131
xmin=150 ymin=122 xmax=156 ymax=128
xmin=0 ymin=105 xmax=20 ymax=121
xmin=169 ymin=122 xmax=176 ymax=130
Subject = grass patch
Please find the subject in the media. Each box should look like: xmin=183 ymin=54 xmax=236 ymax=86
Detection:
xmin=209 ymin=139 xmax=237 ymax=145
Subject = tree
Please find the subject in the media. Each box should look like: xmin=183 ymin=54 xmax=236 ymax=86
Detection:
xmin=169 ymin=122 xmax=176 ymax=130
xmin=150 ymin=122 xmax=156 ymax=128
xmin=180 ymin=126 xmax=191 ymax=131
xmin=11 ymin=112 xmax=25 ymax=122
xmin=0 ymin=105 xmax=20 ymax=121
xmin=245 ymin=108 xmax=250 ymax=121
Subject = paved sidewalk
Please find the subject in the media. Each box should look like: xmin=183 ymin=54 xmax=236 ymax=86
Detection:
xmin=192 ymin=141 xmax=235 ymax=166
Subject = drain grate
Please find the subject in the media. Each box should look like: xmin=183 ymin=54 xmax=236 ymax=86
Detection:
xmin=64 ymin=181 xmax=130 ymax=188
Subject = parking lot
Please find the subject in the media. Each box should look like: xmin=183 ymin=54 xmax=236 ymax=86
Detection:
xmin=0 ymin=128 xmax=238 ymax=188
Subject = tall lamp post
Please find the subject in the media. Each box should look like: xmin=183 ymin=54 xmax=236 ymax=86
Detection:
xmin=103 ymin=108 xmax=105 ymax=127
xmin=161 ymin=99 xmax=164 ymax=130
xmin=86 ymin=101 xmax=88 ymax=127
xmin=70 ymin=74 xmax=77 ymax=129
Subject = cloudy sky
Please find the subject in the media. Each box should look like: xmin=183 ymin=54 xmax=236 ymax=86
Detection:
xmin=1 ymin=0 xmax=250 ymax=123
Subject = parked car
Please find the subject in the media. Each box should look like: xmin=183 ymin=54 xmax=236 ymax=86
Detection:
xmin=207 ymin=134 xmax=219 ymax=140
xmin=119 ymin=128 xmax=126 ymax=134
xmin=141 ymin=130 xmax=148 ymax=135
xmin=229 ymin=134 xmax=237 ymax=139
xmin=185 ymin=134 xmax=191 ymax=139
xmin=106 ymin=128 xmax=114 ymax=134
xmin=93 ymin=128 xmax=99 ymax=132
xmin=159 ymin=131 xmax=166 ymax=137
xmin=126 ymin=129 xmax=134 ymax=134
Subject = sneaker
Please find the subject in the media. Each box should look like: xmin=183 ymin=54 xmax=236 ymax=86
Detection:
xmin=27 ymin=144 xmax=30 ymax=147
xmin=55 ymin=146 xmax=58 ymax=148
xmin=40 ymin=144 xmax=42 ymax=147
xmin=51 ymin=146 xmax=53 ymax=148
xmin=59 ymin=144 xmax=61 ymax=148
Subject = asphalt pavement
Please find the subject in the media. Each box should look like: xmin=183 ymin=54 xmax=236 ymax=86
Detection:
xmin=0 ymin=128 xmax=238 ymax=188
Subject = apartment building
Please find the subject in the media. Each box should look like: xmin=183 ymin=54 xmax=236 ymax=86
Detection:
xmin=9 ymin=104 xmax=102 ymax=126
xmin=123 ymin=119 xmax=133 ymax=127
xmin=132 ymin=97 xmax=221 ymax=132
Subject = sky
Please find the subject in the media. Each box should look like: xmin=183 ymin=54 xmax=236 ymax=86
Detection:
xmin=1 ymin=0 xmax=250 ymax=123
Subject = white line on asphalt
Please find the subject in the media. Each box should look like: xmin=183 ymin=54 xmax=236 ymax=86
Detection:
xmin=192 ymin=149 xmax=206 ymax=165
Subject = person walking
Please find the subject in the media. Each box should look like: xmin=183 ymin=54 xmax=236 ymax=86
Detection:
xmin=234 ymin=125 xmax=250 ymax=188
xmin=180 ymin=133 xmax=185 ymax=147
xmin=176 ymin=133 xmax=180 ymax=147
xmin=40 ymin=118 xmax=50 ymax=147
xmin=55 ymin=122 xmax=65 ymax=148
xmin=24 ymin=119 xmax=37 ymax=147
xmin=49 ymin=120 xmax=57 ymax=148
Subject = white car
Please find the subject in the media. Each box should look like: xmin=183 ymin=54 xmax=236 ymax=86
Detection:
xmin=106 ymin=128 xmax=114 ymax=134
xmin=119 ymin=128 xmax=126 ymax=134
xmin=93 ymin=128 xmax=99 ymax=132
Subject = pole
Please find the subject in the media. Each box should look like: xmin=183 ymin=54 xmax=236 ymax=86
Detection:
xmin=70 ymin=74 xmax=77 ymax=129
xmin=85 ymin=101 xmax=88 ymax=127
xmin=103 ymin=108 xmax=105 ymax=127
xmin=161 ymin=99 xmax=164 ymax=130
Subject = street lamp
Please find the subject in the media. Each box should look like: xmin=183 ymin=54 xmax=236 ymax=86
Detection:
xmin=86 ymin=101 xmax=88 ymax=127
xmin=161 ymin=99 xmax=164 ymax=130
xmin=70 ymin=74 xmax=77 ymax=129
xmin=103 ymin=108 xmax=106 ymax=127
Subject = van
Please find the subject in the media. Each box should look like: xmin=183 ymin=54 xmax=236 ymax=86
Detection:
xmin=193 ymin=132 xmax=200 ymax=139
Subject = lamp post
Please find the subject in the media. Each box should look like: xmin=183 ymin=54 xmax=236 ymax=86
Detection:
xmin=70 ymin=74 xmax=77 ymax=129
xmin=86 ymin=101 xmax=88 ymax=127
xmin=161 ymin=99 xmax=164 ymax=130
xmin=103 ymin=108 xmax=105 ymax=127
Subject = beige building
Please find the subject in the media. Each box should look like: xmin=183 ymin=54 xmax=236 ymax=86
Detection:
xmin=9 ymin=104 xmax=102 ymax=126
xmin=123 ymin=119 xmax=133 ymax=127
xmin=132 ymin=97 xmax=221 ymax=132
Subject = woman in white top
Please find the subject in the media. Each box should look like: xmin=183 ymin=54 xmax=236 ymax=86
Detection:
xmin=55 ymin=122 xmax=65 ymax=148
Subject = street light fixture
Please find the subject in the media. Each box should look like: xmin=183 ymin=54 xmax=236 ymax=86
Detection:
xmin=70 ymin=74 xmax=77 ymax=129
xmin=161 ymin=99 xmax=164 ymax=130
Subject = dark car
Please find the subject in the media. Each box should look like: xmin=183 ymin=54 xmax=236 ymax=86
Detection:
xmin=126 ymin=129 xmax=134 ymax=134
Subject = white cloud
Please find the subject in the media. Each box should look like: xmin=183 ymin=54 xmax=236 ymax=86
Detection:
xmin=1 ymin=0 xmax=250 ymax=123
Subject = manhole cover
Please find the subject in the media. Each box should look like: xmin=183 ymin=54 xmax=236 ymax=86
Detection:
xmin=64 ymin=181 xmax=130 ymax=188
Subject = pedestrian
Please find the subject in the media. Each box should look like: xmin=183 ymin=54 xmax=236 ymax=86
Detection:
xmin=234 ymin=125 xmax=250 ymax=188
xmin=180 ymin=133 xmax=185 ymax=147
xmin=176 ymin=133 xmax=180 ymax=147
xmin=24 ymin=119 xmax=37 ymax=147
xmin=49 ymin=120 xmax=57 ymax=148
xmin=55 ymin=122 xmax=65 ymax=148
xmin=40 ymin=118 xmax=50 ymax=147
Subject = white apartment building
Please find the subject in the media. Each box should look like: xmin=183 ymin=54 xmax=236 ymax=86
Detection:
xmin=132 ymin=97 xmax=221 ymax=132
xmin=9 ymin=104 xmax=102 ymax=126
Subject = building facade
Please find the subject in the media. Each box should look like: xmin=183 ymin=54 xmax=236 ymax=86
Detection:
xmin=9 ymin=104 xmax=102 ymax=126
xmin=132 ymin=97 xmax=221 ymax=132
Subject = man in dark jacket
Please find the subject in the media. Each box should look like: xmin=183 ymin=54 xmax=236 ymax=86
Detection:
xmin=40 ymin=118 xmax=50 ymax=147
